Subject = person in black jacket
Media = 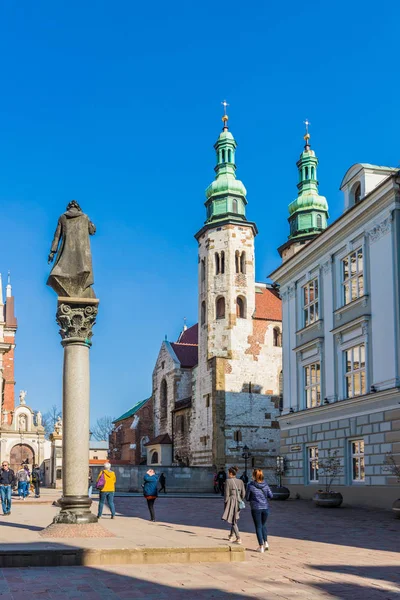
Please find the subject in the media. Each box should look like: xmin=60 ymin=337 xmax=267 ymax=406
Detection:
xmin=159 ymin=472 xmax=167 ymax=494
xmin=217 ymin=469 xmax=226 ymax=496
xmin=32 ymin=464 xmax=41 ymax=498
xmin=0 ymin=461 xmax=15 ymax=515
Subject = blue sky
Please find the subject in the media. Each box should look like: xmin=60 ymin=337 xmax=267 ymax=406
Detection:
xmin=0 ymin=1 xmax=399 ymax=425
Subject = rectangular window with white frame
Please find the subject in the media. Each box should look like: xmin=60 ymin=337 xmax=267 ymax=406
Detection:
xmin=308 ymin=446 xmax=319 ymax=483
xmin=342 ymin=248 xmax=364 ymax=305
xmin=304 ymin=362 xmax=321 ymax=408
xmin=351 ymin=439 xmax=365 ymax=482
xmin=303 ymin=278 xmax=319 ymax=327
xmin=344 ymin=344 xmax=366 ymax=398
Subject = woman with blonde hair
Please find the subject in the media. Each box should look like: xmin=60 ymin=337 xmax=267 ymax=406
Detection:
xmin=221 ymin=466 xmax=246 ymax=544
xmin=246 ymin=468 xmax=273 ymax=553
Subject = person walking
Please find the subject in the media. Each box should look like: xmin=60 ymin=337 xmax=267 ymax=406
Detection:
xmin=246 ymin=468 xmax=274 ymax=553
xmin=217 ymin=468 xmax=226 ymax=496
xmin=158 ymin=472 xmax=167 ymax=494
xmin=31 ymin=464 xmax=41 ymax=498
xmin=143 ymin=469 xmax=158 ymax=521
xmin=0 ymin=461 xmax=15 ymax=515
xmin=88 ymin=468 xmax=93 ymax=498
xmin=16 ymin=464 xmax=30 ymax=499
xmin=96 ymin=462 xmax=116 ymax=519
xmin=222 ymin=466 xmax=246 ymax=544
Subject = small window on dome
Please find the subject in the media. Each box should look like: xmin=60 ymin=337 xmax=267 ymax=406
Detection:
xmin=305 ymin=166 xmax=309 ymax=179
xmin=311 ymin=166 xmax=315 ymax=179
xmin=232 ymin=198 xmax=238 ymax=213
xmin=316 ymin=214 xmax=322 ymax=228
xmin=221 ymin=149 xmax=225 ymax=163
xmin=354 ymin=183 xmax=361 ymax=204
xmin=228 ymin=149 xmax=232 ymax=162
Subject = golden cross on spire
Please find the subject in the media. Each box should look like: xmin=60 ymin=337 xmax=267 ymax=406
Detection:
xmin=304 ymin=119 xmax=311 ymax=143
xmin=221 ymin=100 xmax=229 ymax=128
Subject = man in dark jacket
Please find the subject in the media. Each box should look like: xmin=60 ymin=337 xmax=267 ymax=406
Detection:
xmin=32 ymin=464 xmax=41 ymax=498
xmin=0 ymin=461 xmax=15 ymax=515
xmin=217 ymin=469 xmax=226 ymax=496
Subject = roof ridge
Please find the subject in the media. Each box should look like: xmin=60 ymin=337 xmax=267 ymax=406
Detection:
xmin=171 ymin=342 xmax=198 ymax=347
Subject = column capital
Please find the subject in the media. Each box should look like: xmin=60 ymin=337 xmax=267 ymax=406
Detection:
xmin=56 ymin=297 xmax=99 ymax=345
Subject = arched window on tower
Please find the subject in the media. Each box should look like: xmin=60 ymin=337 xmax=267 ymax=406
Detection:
xmin=273 ymin=327 xmax=282 ymax=347
xmin=232 ymin=198 xmax=238 ymax=213
xmin=216 ymin=297 xmax=225 ymax=319
xmin=316 ymin=214 xmax=322 ymax=228
xmin=221 ymin=149 xmax=225 ymax=162
xmin=305 ymin=166 xmax=309 ymax=179
xmin=215 ymin=253 xmax=220 ymax=275
xmin=235 ymin=251 xmax=240 ymax=274
xmin=160 ymin=379 xmax=168 ymax=418
xmin=201 ymin=301 xmax=206 ymax=326
xmin=311 ymin=166 xmax=315 ymax=179
xmin=240 ymin=251 xmax=246 ymax=274
xmin=201 ymin=258 xmax=205 ymax=283
xmin=228 ymin=149 xmax=232 ymax=162
xmin=221 ymin=251 xmax=225 ymax=274
xmin=236 ymin=296 xmax=246 ymax=319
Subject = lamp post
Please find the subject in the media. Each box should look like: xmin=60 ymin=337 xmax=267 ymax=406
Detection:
xmin=241 ymin=444 xmax=252 ymax=482
xmin=276 ymin=455 xmax=285 ymax=487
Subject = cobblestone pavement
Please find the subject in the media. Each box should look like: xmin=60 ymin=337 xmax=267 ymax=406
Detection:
xmin=0 ymin=496 xmax=399 ymax=599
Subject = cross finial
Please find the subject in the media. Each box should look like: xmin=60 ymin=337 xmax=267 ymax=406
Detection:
xmin=221 ymin=100 xmax=229 ymax=129
xmin=303 ymin=119 xmax=311 ymax=147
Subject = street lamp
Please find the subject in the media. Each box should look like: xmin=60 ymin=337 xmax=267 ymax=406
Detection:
xmin=276 ymin=455 xmax=285 ymax=487
xmin=241 ymin=444 xmax=252 ymax=481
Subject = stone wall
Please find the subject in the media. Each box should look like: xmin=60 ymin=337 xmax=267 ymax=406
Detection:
xmin=279 ymin=404 xmax=400 ymax=508
xmin=92 ymin=465 xmax=216 ymax=493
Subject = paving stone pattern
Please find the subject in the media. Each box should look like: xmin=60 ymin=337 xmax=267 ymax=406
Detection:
xmin=0 ymin=496 xmax=399 ymax=599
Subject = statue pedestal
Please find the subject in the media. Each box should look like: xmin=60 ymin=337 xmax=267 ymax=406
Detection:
xmin=52 ymin=297 xmax=99 ymax=525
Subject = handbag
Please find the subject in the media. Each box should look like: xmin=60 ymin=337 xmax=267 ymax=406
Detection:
xmin=96 ymin=471 xmax=106 ymax=490
xmin=232 ymin=479 xmax=245 ymax=510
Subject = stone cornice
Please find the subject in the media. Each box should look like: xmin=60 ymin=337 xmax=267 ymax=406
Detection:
xmin=279 ymin=386 xmax=400 ymax=429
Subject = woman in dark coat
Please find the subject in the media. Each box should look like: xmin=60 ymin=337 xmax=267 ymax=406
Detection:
xmin=143 ymin=469 xmax=158 ymax=521
xmin=221 ymin=466 xmax=246 ymax=544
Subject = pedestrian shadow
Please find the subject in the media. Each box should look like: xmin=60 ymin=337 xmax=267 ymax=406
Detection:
xmin=0 ymin=520 xmax=43 ymax=532
xmin=309 ymin=564 xmax=400 ymax=587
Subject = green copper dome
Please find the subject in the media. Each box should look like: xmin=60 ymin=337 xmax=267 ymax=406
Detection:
xmin=287 ymin=135 xmax=329 ymax=241
xmin=204 ymin=116 xmax=247 ymax=224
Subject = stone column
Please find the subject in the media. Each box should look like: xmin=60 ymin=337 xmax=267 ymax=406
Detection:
xmin=53 ymin=297 xmax=99 ymax=525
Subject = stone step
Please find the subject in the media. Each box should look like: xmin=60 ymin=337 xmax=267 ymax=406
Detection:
xmin=0 ymin=544 xmax=244 ymax=568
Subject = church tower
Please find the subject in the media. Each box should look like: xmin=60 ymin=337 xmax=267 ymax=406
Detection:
xmin=195 ymin=106 xmax=257 ymax=364
xmin=0 ymin=273 xmax=17 ymax=425
xmin=279 ymin=122 xmax=329 ymax=261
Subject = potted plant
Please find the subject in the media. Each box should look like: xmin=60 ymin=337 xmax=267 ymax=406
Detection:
xmin=313 ymin=449 xmax=343 ymax=508
xmin=270 ymin=455 xmax=290 ymax=500
xmin=384 ymin=453 xmax=400 ymax=518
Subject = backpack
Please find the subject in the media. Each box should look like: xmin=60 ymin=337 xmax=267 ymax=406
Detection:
xmin=18 ymin=470 xmax=29 ymax=482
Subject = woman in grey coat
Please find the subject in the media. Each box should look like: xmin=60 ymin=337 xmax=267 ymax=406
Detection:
xmin=221 ymin=466 xmax=246 ymax=544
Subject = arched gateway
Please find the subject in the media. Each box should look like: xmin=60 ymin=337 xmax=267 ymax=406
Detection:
xmin=10 ymin=444 xmax=35 ymax=472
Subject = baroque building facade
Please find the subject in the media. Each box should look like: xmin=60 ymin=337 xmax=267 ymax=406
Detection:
xmin=0 ymin=275 xmax=50 ymax=472
xmin=271 ymin=130 xmax=400 ymax=508
xmin=150 ymin=112 xmax=283 ymax=472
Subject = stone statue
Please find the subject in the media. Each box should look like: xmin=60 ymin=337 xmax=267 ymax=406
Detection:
xmin=47 ymin=200 xmax=96 ymax=298
xmin=18 ymin=414 xmax=27 ymax=431
xmin=54 ymin=416 xmax=63 ymax=435
xmin=36 ymin=411 xmax=42 ymax=426
xmin=19 ymin=390 xmax=27 ymax=405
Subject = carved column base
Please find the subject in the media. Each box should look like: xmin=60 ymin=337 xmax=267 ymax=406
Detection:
xmin=53 ymin=495 xmax=98 ymax=525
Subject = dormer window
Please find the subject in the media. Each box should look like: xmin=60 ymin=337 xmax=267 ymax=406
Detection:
xmin=354 ymin=183 xmax=361 ymax=204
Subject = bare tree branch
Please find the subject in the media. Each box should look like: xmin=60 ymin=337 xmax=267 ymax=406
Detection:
xmin=91 ymin=416 xmax=114 ymax=441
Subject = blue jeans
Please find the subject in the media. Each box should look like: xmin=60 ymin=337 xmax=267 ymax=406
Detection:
xmin=98 ymin=491 xmax=115 ymax=517
xmin=18 ymin=481 xmax=29 ymax=498
xmin=251 ymin=509 xmax=269 ymax=546
xmin=0 ymin=485 xmax=12 ymax=514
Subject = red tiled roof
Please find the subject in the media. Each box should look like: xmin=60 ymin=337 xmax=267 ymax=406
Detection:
xmin=177 ymin=323 xmax=198 ymax=344
xmin=254 ymin=287 xmax=282 ymax=321
xmin=170 ymin=342 xmax=198 ymax=368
